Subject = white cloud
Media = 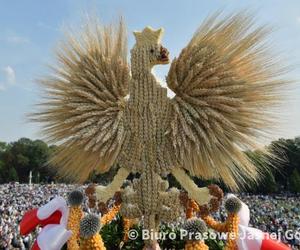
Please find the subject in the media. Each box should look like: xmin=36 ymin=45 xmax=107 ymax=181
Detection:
xmin=3 ymin=66 xmax=16 ymax=85
xmin=297 ymin=17 xmax=300 ymax=23
xmin=6 ymin=35 xmax=29 ymax=45
xmin=37 ymin=21 xmax=59 ymax=32
xmin=0 ymin=84 xmax=5 ymax=91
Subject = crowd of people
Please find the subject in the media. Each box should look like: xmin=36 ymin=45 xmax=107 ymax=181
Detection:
xmin=0 ymin=183 xmax=83 ymax=249
xmin=0 ymin=183 xmax=299 ymax=249
xmin=214 ymin=193 xmax=300 ymax=249
xmin=241 ymin=193 xmax=300 ymax=248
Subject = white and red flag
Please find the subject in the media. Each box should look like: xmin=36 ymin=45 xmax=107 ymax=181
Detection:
xmin=229 ymin=194 xmax=291 ymax=250
xmin=20 ymin=196 xmax=71 ymax=250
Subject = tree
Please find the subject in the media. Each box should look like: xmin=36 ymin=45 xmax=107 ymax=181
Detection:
xmin=0 ymin=141 xmax=9 ymax=152
xmin=270 ymin=138 xmax=300 ymax=190
xmin=290 ymin=169 xmax=300 ymax=193
xmin=0 ymin=136 xmax=300 ymax=193
xmin=0 ymin=138 xmax=54 ymax=183
xmin=8 ymin=167 xmax=18 ymax=181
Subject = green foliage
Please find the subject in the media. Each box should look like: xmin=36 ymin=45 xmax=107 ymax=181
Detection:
xmin=248 ymin=169 xmax=278 ymax=194
xmin=100 ymin=215 xmax=224 ymax=250
xmin=61 ymin=215 xmax=225 ymax=250
xmin=8 ymin=167 xmax=18 ymax=181
xmin=242 ymin=137 xmax=300 ymax=193
xmin=158 ymin=224 xmax=185 ymax=249
xmin=1 ymin=136 xmax=300 ymax=194
xmin=206 ymin=237 xmax=225 ymax=250
xmin=0 ymin=141 xmax=9 ymax=152
xmin=100 ymin=214 xmax=145 ymax=249
xmin=290 ymin=169 xmax=300 ymax=193
xmin=0 ymin=138 xmax=56 ymax=183
xmin=270 ymin=138 xmax=300 ymax=189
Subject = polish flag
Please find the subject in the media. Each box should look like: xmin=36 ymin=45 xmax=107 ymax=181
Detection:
xmin=20 ymin=196 xmax=71 ymax=250
xmin=226 ymin=194 xmax=291 ymax=250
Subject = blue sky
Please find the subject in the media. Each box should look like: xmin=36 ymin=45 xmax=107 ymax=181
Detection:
xmin=0 ymin=0 xmax=300 ymax=143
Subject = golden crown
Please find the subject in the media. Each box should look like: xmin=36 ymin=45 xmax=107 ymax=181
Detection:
xmin=133 ymin=26 xmax=164 ymax=46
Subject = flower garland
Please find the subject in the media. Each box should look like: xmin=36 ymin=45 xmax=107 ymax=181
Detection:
xmin=186 ymin=199 xmax=200 ymax=219
xmin=201 ymin=196 xmax=241 ymax=250
xmin=100 ymin=205 xmax=121 ymax=225
xmin=202 ymin=215 xmax=227 ymax=232
xmin=203 ymin=213 xmax=239 ymax=250
xmin=123 ymin=218 xmax=135 ymax=242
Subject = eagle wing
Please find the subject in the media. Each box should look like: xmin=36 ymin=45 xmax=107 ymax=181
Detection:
xmin=167 ymin=12 xmax=289 ymax=189
xmin=32 ymin=19 xmax=130 ymax=181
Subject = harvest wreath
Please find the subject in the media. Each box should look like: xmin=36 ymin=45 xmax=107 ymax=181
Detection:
xmin=20 ymin=11 xmax=292 ymax=250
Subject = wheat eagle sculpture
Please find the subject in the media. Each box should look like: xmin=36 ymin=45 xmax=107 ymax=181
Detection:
xmin=32 ymin=12 xmax=289 ymax=247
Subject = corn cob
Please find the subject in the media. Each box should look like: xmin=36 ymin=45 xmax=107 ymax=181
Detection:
xmin=80 ymin=214 xmax=106 ymax=250
xmin=185 ymin=241 xmax=209 ymax=250
xmin=67 ymin=190 xmax=84 ymax=250
xmin=183 ymin=218 xmax=208 ymax=250
xmin=224 ymin=196 xmax=241 ymax=250
xmin=224 ymin=213 xmax=239 ymax=250
xmin=80 ymin=234 xmax=106 ymax=250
